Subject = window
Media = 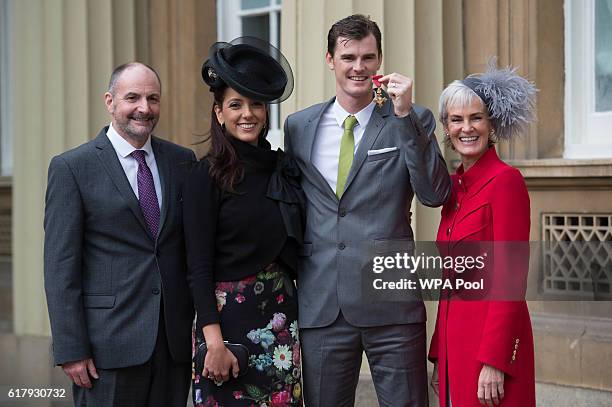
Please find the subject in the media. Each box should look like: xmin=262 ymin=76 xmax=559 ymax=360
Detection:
xmin=0 ymin=0 xmax=11 ymax=175
xmin=564 ymin=0 xmax=612 ymax=158
xmin=217 ymin=0 xmax=283 ymax=148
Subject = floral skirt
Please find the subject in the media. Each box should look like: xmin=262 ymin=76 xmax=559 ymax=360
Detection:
xmin=192 ymin=263 xmax=302 ymax=407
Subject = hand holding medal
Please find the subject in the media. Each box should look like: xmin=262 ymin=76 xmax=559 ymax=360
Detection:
xmin=372 ymin=73 xmax=414 ymax=117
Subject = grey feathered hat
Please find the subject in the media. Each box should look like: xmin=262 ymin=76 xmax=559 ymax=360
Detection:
xmin=462 ymin=58 xmax=537 ymax=140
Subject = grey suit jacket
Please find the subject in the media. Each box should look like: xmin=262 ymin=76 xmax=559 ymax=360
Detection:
xmin=44 ymin=127 xmax=196 ymax=369
xmin=284 ymin=97 xmax=451 ymax=328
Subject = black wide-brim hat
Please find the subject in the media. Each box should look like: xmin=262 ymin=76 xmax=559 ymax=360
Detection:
xmin=202 ymin=37 xmax=294 ymax=104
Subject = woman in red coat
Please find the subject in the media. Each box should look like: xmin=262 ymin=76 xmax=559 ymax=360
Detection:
xmin=429 ymin=61 xmax=537 ymax=407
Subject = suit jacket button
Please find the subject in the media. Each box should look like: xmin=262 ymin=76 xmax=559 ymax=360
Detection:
xmin=339 ymin=210 xmax=347 ymax=217
xmin=152 ymin=288 xmax=160 ymax=295
xmin=338 ymin=243 xmax=346 ymax=250
xmin=446 ymin=228 xmax=451 ymax=236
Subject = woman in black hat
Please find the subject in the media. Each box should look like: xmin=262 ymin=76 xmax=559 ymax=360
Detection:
xmin=183 ymin=37 xmax=303 ymax=406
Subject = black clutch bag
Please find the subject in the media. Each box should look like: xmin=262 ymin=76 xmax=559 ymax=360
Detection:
xmin=194 ymin=341 xmax=250 ymax=378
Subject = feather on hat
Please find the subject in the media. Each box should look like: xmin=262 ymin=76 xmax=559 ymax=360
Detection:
xmin=462 ymin=58 xmax=537 ymax=140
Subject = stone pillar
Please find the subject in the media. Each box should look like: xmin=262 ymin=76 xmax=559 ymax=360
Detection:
xmin=11 ymin=0 xmax=138 ymax=336
xmin=146 ymin=0 xmax=217 ymax=157
xmin=463 ymin=0 xmax=539 ymax=160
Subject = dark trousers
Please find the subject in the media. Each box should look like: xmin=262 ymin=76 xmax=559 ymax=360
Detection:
xmin=300 ymin=311 xmax=428 ymax=407
xmin=73 ymin=311 xmax=190 ymax=407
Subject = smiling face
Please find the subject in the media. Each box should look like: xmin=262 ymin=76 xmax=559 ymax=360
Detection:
xmin=104 ymin=65 xmax=161 ymax=148
xmin=445 ymin=97 xmax=492 ymax=171
xmin=214 ymin=87 xmax=268 ymax=145
xmin=326 ymin=33 xmax=382 ymax=110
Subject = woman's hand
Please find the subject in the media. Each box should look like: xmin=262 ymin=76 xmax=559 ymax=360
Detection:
xmin=431 ymin=360 xmax=440 ymax=397
xmin=477 ymin=364 xmax=505 ymax=406
xmin=201 ymin=324 xmax=239 ymax=384
xmin=202 ymin=342 xmax=239 ymax=384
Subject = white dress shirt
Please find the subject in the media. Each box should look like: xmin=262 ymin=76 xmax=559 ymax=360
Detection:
xmin=106 ymin=123 xmax=163 ymax=210
xmin=311 ymin=99 xmax=376 ymax=192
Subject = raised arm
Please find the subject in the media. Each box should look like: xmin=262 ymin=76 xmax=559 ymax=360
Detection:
xmin=402 ymin=106 xmax=451 ymax=207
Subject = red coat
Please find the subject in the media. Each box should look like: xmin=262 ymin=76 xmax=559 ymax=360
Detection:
xmin=429 ymin=147 xmax=535 ymax=407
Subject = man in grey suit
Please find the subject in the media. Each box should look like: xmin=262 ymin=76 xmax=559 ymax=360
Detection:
xmin=44 ymin=62 xmax=196 ymax=406
xmin=283 ymin=15 xmax=451 ymax=406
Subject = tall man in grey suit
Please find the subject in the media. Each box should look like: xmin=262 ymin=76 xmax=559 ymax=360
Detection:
xmin=44 ymin=62 xmax=196 ymax=406
xmin=284 ymin=15 xmax=451 ymax=406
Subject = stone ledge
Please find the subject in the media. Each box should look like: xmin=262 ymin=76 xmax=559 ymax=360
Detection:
xmin=532 ymin=313 xmax=612 ymax=341
xmin=508 ymin=158 xmax=612 ymax=177
xmin=505 ymin=159 xmax=612 ymax=190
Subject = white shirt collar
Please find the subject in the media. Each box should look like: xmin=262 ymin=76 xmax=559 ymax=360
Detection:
xmin=332 ymin=98 xmax=376 ymax=129
xmin=106 ymin=123 xmax=154 ymax=158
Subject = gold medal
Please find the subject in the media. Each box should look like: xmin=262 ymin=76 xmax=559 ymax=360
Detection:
xmin=374 ymin=87 xmax=387 ymax=108
xmin=372 ymin=75 xmax=387 ymax=107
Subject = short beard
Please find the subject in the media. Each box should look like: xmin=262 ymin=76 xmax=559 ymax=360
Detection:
xmin=116 ymin=118 xmax=157 ymax=146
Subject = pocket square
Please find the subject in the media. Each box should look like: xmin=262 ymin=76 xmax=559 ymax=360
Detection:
xmin=367 ymin=147 xmax=399 ymax=156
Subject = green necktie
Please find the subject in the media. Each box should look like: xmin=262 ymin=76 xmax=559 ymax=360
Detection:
xmin=336 ymin=115 xmax=358 ymax=198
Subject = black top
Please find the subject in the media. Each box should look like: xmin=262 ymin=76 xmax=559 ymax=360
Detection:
xmin=183 ymin=136 xmax=303 ymax=328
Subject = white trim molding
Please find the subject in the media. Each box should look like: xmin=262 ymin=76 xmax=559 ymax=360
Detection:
xmin=564 ymin=0 xmax=612 ymax=159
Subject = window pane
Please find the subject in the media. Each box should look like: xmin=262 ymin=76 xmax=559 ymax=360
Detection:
xmin=241 ymin=0 xmax=270 ymax=10
xmin=242 ymin=14 xmax=269 ymax=42
xmin=595 ymin=0 xmax=612 ymax=112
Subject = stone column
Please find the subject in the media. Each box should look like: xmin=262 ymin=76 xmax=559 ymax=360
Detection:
xmin=11 ymin=0 xmax=138 ymax=337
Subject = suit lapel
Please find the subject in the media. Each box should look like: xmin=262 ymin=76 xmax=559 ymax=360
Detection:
xmin=342 ymin=97 xmax=391 ymax=196
xmin=151 ymin=137 xmax=171 ymax=239
xmin=301 ymin=98 xmax=333 ymax=164
xmin=300 ymin=98 xmax=338 ymax=201
xmin=94 ymin=129 xmax=152 ymax=240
